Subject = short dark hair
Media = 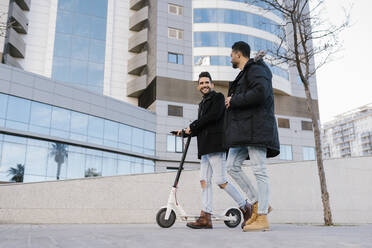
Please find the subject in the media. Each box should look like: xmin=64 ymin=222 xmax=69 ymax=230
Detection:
xmin=198 ymin=71 xmax=212 ymax=83
xmin=232 ymin=41 xmax=251 ymax=58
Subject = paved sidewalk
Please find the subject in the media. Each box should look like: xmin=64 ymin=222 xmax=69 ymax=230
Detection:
xmin=0 ymin=224 xmax=371 ymax=248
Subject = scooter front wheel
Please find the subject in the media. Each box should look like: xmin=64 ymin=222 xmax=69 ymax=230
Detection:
xmin=156 ymin=208 xmax=176 ymax=228
xmin=224 ymin=208 xmax=241 ymax=228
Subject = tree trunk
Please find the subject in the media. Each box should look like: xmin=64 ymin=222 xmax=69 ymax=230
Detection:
xmin=304 ymin=84 xmax=333 ymax=225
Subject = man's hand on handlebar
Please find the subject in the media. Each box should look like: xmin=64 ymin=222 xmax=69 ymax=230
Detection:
xmin=174 ymin=127 xmax=191 ymax=136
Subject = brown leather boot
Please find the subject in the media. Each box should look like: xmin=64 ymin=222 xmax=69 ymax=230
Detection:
xmin=243 ymin=214 xmax=269 ymax=232
xmin=239 ymin=202 xmax=252 ymax=229
xmin=186 ymin=210 xmax=213 ymax=229
xmin=244 ymin=202 xmax=273 ymax=226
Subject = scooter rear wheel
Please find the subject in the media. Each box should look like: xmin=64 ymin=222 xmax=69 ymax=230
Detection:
xmin=224 ymin=208 xmax=241 ymax=228
xmin=156 ymin=208 xmax=176 ymax=228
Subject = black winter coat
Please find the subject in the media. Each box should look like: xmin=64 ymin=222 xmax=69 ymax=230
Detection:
xmin=189 ymin=91 xmax=226 ymax=159
xmin=224 ymin=58 xmax=280 ymax=158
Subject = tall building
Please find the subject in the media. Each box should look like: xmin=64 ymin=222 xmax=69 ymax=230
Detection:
xmin=322 ymin=103 xmax=372 ymax=159
xmin=0 ymin=0 xmax=319 ymax=183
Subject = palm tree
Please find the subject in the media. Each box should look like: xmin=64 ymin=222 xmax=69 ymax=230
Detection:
xmin=84 ymin=168 xmax=102 ymax=178
xmin=7 ymin=164 xmax=24 ymax=183
xmin=50 ymin=143 xmax=68 ymax=180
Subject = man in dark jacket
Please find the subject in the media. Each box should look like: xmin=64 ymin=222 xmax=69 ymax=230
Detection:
xmin=225 ymin=41 xmax=280 ymax=232
xmin=176 ymin=71 xmax=250 ymax=229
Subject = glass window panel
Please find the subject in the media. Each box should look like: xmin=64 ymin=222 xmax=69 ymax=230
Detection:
xmin=0 ymin=141 xmax=26 ymax=182
xmin=3 ymin=134 xmax=27 ymax=144
xmin=102 ymin=155 xmax=117 ymax=176
xmin=71 ymin=37 xmax=90 ymax=60
xmin=58 ymin=0 xmax=77 ymax=11
xmin=119 ymin=124 xmax=132 ymax=145
xmin=168 ymin=53 xmax=177 ymax=63
xmin=91 ymin=0 xmax=108 ymax=18
xmin=6 ymin=96 xmax=31 ymax=124
xmin=88 ymin=116 xmax=104 ymax=139
xmin=70 ymin=59 xmax=88 ymax=84
xmin=167 ymin=135 xmax=175 ymax=152
xmin=193 ymin=9 xmax=203 ymax=23
xmin=76 ymin=0 xmax=91 ymax=15
xmin=24 ymin=146 xmax=48 ymax=177
xmin=176 ymin=136 xmax=183 ymax=153
xmin=132 ymin=128 xmax=144 ymax=149
xmin=280 ymin=145 xmax=293 ymax=160
xmin=54 ymin=33 xmax=71 ymax=57
xmin=55 ymin=11 xmax=73 ymax=34
xmin=73 ymin=14 xmax=91 ymax=37
xmin=51 ymin=107 xmax=70 ymax=132
xmin=118 ymin=155 xmax=131 ymax=175
xmin=132 ymin=157 xmax=143 ymax=174
xmin=47 ymin=143 xmax=69 ymax=179
xmin=87 ymin=62 xmax=104 ymax=87
xmin=104 ymin=120 xmax=119 ymax=142
xmin=66 ymin=151 xmax=86 ymax=179
xmin=90 ymin=17 xmax=107 ymax=40
xmin=303 ymin=147 xmax=316 ymax=161
xmin=89 ymin=40 xmax=106 ymax=63
xmin=177 ymin=54 xmax=183 ymax=65
xmin=30 ymin=102 xmax=52 ymax=128
xmin=144 ymin=131 xmax=155 ymax=150
xmin=23 ymin=175 xmax=47 ymax=183
xmin=143 ymin=159 xmax=154 ymax=173
xmin=52 ymin=57 xmax=70 ymax=82
xmin=0 ymin=93 xmax=8 ymax=120
xmin=70 ymin=111 xmax=88 ymax=135
xmin=85 ymin=154 xmax=102 ymax=177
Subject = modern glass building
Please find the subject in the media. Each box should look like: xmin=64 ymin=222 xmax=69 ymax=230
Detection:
xmin=0 ymin=0 xmax=319 ymax=183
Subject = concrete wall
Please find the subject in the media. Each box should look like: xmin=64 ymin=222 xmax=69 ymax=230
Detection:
xmin=0 ymin=156 xmax=371 ymax=224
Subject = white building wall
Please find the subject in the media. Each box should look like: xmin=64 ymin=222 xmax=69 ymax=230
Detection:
xmin=0 ymin=0 xmax=9 ymax=55
xmin=104 ymin=0 xmax=137 ymax=105
xmin=21 ymin=0 xmax=58 ymax=77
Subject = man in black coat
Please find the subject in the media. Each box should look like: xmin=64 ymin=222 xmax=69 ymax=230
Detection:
xmin=225 ymin=41 xmax=280 ymax=232
xmin=176 ymin=71 xmax=250 ymax=229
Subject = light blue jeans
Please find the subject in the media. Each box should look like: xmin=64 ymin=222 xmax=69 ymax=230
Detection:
xmin=226 ymin=146 xmax=269 ymax=214
xmin=200 ymin=152 xmax=246 ymax=214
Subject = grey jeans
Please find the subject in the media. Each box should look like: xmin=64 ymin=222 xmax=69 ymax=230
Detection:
xmin=226 ymin=146 xmax=269 ymax=214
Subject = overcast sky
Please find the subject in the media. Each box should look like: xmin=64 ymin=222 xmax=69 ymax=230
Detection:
xmin=314 ymin=0 xmax=372 ymax=123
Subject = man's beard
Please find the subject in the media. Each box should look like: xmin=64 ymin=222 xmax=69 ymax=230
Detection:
xmin=232 ymin=62 xmax=238 ymax=69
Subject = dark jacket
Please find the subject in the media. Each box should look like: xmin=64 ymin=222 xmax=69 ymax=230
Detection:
xmin=224 ymin=58 xmax=280 ymax=158
xmin=190 ymin=90 xmax=226 ymax=159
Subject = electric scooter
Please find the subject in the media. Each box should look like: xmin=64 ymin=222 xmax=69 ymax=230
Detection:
xmin=156 ymin=131 xmax=242 ymax=228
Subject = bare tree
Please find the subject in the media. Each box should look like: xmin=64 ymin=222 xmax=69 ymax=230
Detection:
xmin=248 ymin=0 xmax=351 ymax=225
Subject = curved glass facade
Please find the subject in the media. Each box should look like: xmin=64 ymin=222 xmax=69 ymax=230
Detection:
xmin=0 ymin=93 xmax=155 ymax=156
xmin=194 ymin=9 xmax=283 ymax=37
xmin=194 ymin=55 xmax=289 ymax=80
xmin=0 ymin=134 xmax=154 ymax=183
xmin=194 ymin=32 xmax=286 ymax=55
xmin=52 ymin=0 xmax=108 ymax=93
xmin=228 ymin=0 xmax=283 ymax=18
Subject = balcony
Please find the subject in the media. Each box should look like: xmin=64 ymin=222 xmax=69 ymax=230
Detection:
xmin=361 ymin=132 xmax=370 ymax=138
xmin=9 ymin=2 xmax=29 ymax=34
xmin=129 ymin=6 xmax=148 ymax=31
xmin=3 ymin=54 xmax=22 ymax=69
xmin=127 ymin=75 xmax=147 ymax=97
xmin=128 ymin=51 xmax=147 ymax=75
xmin=15 ymin=0 xmax=31 ymax=11
xmin=130 ymin=0 xmax=148 ymax=11
xmin=128 ymin=28 xmax=148 ymax=53
xmin=340 ymin=143 xmax=350 ymax=149
xmin=7 ymin=27 xmax=26 ymax=58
